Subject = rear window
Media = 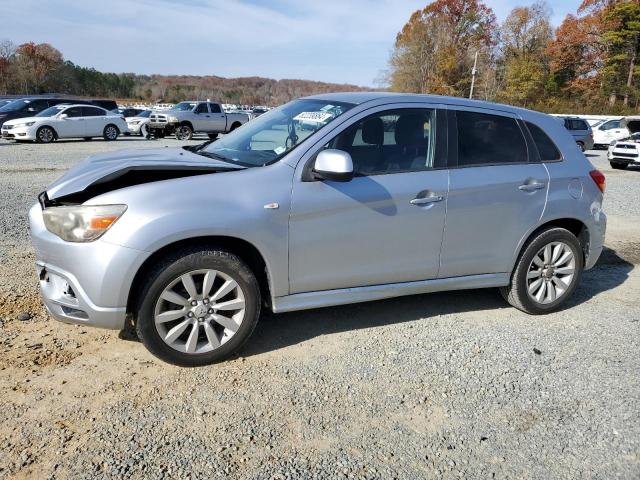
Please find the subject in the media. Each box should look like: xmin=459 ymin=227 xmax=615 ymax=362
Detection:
xmin=526 ymin=122 xmax=562 ymax=161
xmin=456 ymin=111 xmax=528 ymax=166
xmin=565 ymin=118 xmax=588 ymax=131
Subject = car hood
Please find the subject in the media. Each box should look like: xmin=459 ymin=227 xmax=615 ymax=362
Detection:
xmin=46 ymin=147 xmax=245 ymax=201
xmin=3 ymin=116 xmax=41 ymax=125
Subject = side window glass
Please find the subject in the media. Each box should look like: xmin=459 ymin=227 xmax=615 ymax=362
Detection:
xmin=526 ymin=122 xmax=562 ymax=161
xmin=65 ymin=107 xmax=83 ymax=118
xmin=195 ymin=103 xmax=208 ymax=114
xmin=82 ymin=107 xmax=103 ymax=117
xmin=209 ymin=103 xmax=221 ymax=113
xmin=325 ymin=109 xmax=435 ymax=175
xmin=456 ymin=111 xmax=527 ymax=166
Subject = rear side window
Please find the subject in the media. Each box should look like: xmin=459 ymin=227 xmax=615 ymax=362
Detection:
xmin=82 ymin=106 xmax=105 ymax=117
xmin=601 ymin=120 xmax=621 ymax=130
xmin=526 ymin=122 xmax=562 ymax=161
xmin=209 ymin=103 xmax=221 ymax=113
xmin=456 ymin=111 xmax=528 ymax=166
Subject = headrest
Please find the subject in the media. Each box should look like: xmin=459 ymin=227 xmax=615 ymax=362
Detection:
xmin=362 ymin=117 xmax=384 ymax=145
xmin=395 ymin=114 xmax=425 ymax=147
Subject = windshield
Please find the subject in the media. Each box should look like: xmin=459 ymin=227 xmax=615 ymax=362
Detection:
xmin=0 ymin=99 xmax=29 ymax=112
xmin=137 ymin=110 xmax=152 ymax=118
xmin=37 ymin=106 xmax=66 ymax=117
xmin=201 ymin=99 xmax=354 ymax=167
xmin=173 ymin=102 xmax=197 ymax=111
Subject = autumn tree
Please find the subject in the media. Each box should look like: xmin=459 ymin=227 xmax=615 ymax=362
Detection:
xmin=13 ymin=42 xmax=63 ymax=93
xmin=0 ymin=39 xmax=16 ymax=94
xmin=498 ymin=1 xmax=553 ymax=107
xmin=388 ymin=0 xmax=497 ymax=98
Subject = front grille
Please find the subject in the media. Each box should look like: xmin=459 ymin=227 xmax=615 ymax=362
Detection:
xmin=2 ymin=125 xmax=12 ymax=130
xmin=616 ymin=144 xmax=636 ymax=149
xmin=612 ymin=152 xmax=638 ymax=158
xmin=150 ymin=114 xmax=167 ymax=123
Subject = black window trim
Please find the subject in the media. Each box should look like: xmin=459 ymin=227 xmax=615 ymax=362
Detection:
xmin=446 ymin=108 xmax=533 ymax=169
xmin=302 ymin=106 xmax=446 ymax=181
xmin=522 ymin=120 xmax=564 ymax=164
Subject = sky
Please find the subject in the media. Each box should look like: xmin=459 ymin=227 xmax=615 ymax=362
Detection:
xmin=1 ymin=0 xmax=583 ymax=87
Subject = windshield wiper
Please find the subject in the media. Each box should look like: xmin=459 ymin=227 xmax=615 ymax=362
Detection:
xmin=193 ymin=150 xmax=246 ymax=168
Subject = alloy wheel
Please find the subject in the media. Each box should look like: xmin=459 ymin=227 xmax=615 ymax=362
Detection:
xmin=105 ymin=126 xmax=118 ymax=140
xmin=154 ymin=269 xmax=246 ymax=354
xmin=38 ymin=128 xmax=53 ymax=143
xmin=526 ymin=241 xmax=576 ymax=305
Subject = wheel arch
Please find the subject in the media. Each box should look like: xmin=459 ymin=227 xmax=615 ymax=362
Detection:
xmin=179 ymin=120 xmax=194 ymax=130
xmin=511 ymin=217 xmax=589 ymax=273
xmin=37 ymin=124 xmax=58 ymax=140
xmin=104 ymin=123 xmax=120 ymax=134
xmin=127 ymin=235 xmax=272 ymax=316
xmin=230 ymin=121 xmax=242 ymax=130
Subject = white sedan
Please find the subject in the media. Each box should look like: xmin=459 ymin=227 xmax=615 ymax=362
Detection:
xmin=126 ymin=110 xmax=152 ymax=137
xmin=0 ymin=104 xmax=128 ymax=143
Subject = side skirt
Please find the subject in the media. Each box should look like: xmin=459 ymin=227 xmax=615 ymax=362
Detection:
xmin=272 ymin=273 xmax=510 ymax=313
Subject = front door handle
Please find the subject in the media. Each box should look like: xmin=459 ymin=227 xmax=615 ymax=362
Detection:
xmin=519 ymin=182 xmax=546 ymax=192
xmin=410 ymin=195 xmax=444 ymax=205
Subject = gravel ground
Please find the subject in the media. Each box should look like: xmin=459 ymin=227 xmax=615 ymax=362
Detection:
xmin=0 ymin=138 xmax=638 ymax=479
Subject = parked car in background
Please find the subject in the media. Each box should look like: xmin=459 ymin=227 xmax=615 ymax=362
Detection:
xmin=1 ymin=104 xmax=127 ymax=143
xmin=90 ymin=99 xmax=118 ymax=111
xmin=557 ymin=116 xmax=593 ymax=151
xmin=0 ymin=99 xmax=15 ymax=109
xmin=607 ymin=116 xmax=640 ymax=169
xmin=147 ymin=101 xmax=250 ymax=140
xmin=251 ymin=107 xmax=269 ymax=117
xmin=29 ymin=93 xmax=606 ymax=366
xmin=593 ymin=117 xmax=627 ymax=149
xmin=112 ymin=107 xmax=144 ymax=118
xmin=126 ymin=110 xmax=152 ymax=137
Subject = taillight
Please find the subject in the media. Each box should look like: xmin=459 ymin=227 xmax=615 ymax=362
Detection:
xmin=589 ymin=170 xmax=606 ymax=193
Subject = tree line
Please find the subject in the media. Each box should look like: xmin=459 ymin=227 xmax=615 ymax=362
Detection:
xmin=0 ymin=40 xmax=366 ymax=106
xmin=387 ymin=0 xmax=640 ymax=114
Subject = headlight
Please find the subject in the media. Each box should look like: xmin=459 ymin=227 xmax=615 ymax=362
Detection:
xmin=42 ymin=205 xmax=127 ymax=242
xmin=167 ymin=116 xmax=179 ymax=123
xmin=129 ymin=120 xmax=140 ymax=125
xmin=14 ymin=121 xmax=36 ymax=128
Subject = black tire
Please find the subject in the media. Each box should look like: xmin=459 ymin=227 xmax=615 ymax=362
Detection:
xmin=83 ymin=137 xmax=92 ymax=141
xmin=36 ymin=126 xmax=56 ymax=144
xmin=577 ymin=141 xmax=585 ymax=152
xmin=175 ymin=124 xmax=193 ymax=140
xmin=103 ymin=124 xmax=119 ymax=141
xmin=610 ymin=161 xmax=628 ymax=170
xmin=135 ymin=248 xmax=261 ymax=367
xmin=500 ymin=227 xmax=584 ymax=315
xmin=207 ymin=133 xmax=218 ymax=140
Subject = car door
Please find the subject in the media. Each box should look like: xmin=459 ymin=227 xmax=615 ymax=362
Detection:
xmin=192 ymin=102 xmax=210 ymax=131
xmin=81 ymin=106 xmax=106 ymax=136
xmin=289 ymin=106 xmax=449 ymax=294
xmin=438 ymin=108 xmax=548 ymax=278
xmin=208 ymin=103 xmax=227 ymax=132
xmin=55 ymin=106 xmax=85 ymax=138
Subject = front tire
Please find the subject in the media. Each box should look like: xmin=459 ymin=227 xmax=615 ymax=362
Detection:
xmin=135 ymin=248 xmax=261 ymax=367
xmin=175 ymin=124 xmax=193 ymax=141
xmin=36 ymin=126 xmax=56 ymax=144
xmin=207 ymin=133 xmax=218 ymax=140
xmin=103 ymin=124 xmax=119 ymax=141
xmin=501 ymin=227 xmax=583 ymax=315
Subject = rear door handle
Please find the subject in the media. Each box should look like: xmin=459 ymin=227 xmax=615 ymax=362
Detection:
xmin=410 ymin=195 xmax=444 ymax=205
xmin=519 ymin=182 xmax=546 ymax=192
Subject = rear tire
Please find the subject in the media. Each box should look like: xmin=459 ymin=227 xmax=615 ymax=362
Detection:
xmin=577 ymin=141 xmax=585 ymax=152
xmin=229 ymin=122 xmax=241 ymax=132
xmin=103 ymin=124 xmax=119 ymax=141
xmin=500 ymin=227 xmax=583 ymax=315
xmin=36 ymin=126 xmax=55 ymax=144
xmin=610 ymin=161 xmax=628 ymax=170
xmin=207 ymin=133 xmax=218 ymax=140
xmin=83 ymin=137 xmax=92 ymax=141
xmin=135 ymin=248 xmax=261 ymax=367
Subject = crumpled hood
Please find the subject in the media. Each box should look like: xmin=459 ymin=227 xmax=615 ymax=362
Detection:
xmin=46 ymin=147 xmax=243 ymax=200
xmin=622 ymin=116 xmax=640 ymax=134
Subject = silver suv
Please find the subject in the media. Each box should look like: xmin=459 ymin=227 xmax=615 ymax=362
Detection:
xmin=30 ymin=93 xmax=607 ymax=366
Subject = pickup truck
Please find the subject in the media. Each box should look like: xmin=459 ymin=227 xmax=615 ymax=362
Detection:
xmin=147 ymin=101 xmax=250 ymax=140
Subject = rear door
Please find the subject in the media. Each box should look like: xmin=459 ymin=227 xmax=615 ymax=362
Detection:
xmin=439 ymin=108 xmax=548 ymax=278
xmin=81 ymin=106 xmax=107 ymax=136
xmin=289 ymin=105 xmax=449 ymax=293
xmin=208 ymin=103 xmax=227 ymax=132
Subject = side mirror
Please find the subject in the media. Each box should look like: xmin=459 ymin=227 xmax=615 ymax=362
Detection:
xmin=313 ymin=149 xmax=354 ymax=182
xmin=59 ymin=113 xmax=68 ymax=119
xmin=27 ymin=107 xmax=35 ymax=112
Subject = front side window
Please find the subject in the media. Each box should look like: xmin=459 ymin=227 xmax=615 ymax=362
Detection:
xmin=200 ymin=99 xmax=354 ymax=167
xmin=456 ymin=110 xmax=528 ymax=166
xmin=324 ymin=108 xmax=435 ymax=175
xmin=194 ymin=103 xmax=208 ymax=114
xmin=64 ymin=107 xmax=84 ymax=118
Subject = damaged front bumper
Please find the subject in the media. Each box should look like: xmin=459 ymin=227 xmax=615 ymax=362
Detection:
xmin=29 ymin=203 xmax=150 ymax=330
